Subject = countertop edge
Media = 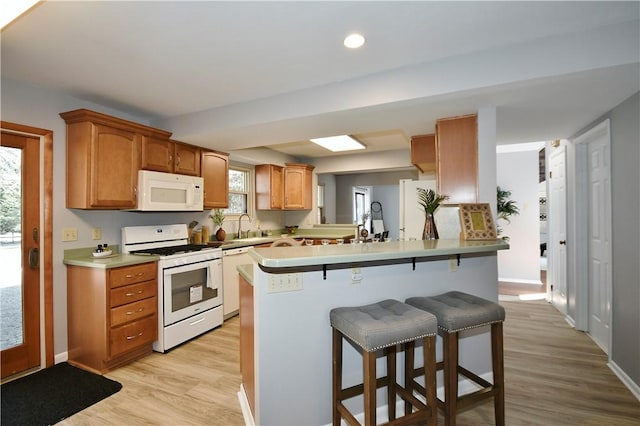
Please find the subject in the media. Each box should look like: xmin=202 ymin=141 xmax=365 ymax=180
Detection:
xmin=249 ymin=239 xmax=509 ymax=269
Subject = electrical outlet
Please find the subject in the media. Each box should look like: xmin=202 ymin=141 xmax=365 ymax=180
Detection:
xmin=351 ymin=267 xmax=363 ymax=284
xmin=62 ymin=227 xmax=78 ymax=241
xmin=267 ymin=273 xmax=303 ymax=293
xmin=92 ymin=227 xmax=102 ymax=240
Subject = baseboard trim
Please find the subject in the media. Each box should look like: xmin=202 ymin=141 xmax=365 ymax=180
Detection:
xmin=498 ymin=278 xmax=543 ymax=285
xmin=238 ymin=384 xmax=256 ymax=426
xmin=54 ymin=351 xmax=68 ymax=364
xmin=608 ymin=360 xmax=640 ymax=402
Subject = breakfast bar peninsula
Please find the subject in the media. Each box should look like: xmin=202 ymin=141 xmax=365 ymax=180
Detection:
xmin=238 ymin=238 xmax=509 ymax=425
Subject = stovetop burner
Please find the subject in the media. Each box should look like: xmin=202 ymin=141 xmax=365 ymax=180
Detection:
xmin=131 ymin=244 xmax=210 ymax=256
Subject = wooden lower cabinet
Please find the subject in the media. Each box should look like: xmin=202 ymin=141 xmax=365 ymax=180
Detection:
xmin=66 ymin=262 xmax=158 ymax=374
xmin=239 ymin=275 xmax=255 ymax=415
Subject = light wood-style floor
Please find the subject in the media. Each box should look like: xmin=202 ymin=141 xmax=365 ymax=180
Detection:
xmin=60 ymin=300 xmax=639 ymax=426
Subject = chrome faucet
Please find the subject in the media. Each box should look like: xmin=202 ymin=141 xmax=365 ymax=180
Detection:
xmin=237 ymin=214 xmax=251 ymax=239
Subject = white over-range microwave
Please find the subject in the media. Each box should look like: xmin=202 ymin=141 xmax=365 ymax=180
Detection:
xmin=132 ymin=170 xmax=204 ymax=211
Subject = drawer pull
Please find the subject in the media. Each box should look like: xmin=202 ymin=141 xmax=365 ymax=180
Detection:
xmin=124 ymin=272 xmax=145 ymax=279
xmin=126 ymin=308 xmax=144 ymax=316
xmin=124 ymin=290 xmax=144 ymax=297
xmin=190 ymin=317 xmax=206 ymax=326
xmin=126 ymin=332 xmax=144 ymax=340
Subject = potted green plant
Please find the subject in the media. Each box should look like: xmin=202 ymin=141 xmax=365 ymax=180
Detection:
xmin=417 ymin=188 xmax=449 ymax=240
xmin=209 ymin=209 xmax=226 ymax=241
xmin=496 ymin=186 xmax=519 ymax=241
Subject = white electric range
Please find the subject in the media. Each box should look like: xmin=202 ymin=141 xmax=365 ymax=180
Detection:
xmin=122 ymin=224 xmax=223 ymax=352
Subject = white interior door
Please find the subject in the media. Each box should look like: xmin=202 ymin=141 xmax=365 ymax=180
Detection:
xmin=549 ymin=146 xmax=567 ymax=315
xmin=399 ymin=179 xmax=435 ymax=240
xmin=587 ymin=133 xmax=612 ymax=354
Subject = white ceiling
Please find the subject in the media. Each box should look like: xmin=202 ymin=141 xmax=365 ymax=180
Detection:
xmin=2 ymin=1 xmax=639 ymax=160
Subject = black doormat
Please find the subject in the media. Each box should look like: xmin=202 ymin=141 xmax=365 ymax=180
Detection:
xmin=1 ymin=362 xmax=122 ymax=425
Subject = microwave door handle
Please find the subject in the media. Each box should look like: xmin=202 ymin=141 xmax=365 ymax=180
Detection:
xmin=186 ymin=185 xmax=194 ymax=207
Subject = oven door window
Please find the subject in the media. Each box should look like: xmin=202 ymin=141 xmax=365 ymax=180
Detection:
xmin=163 ymin=259 xmax=222 ymax=325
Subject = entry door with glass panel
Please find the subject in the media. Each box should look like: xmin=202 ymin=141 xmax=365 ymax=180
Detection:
xmin=1 ymin=132 xmax=41 ymax=378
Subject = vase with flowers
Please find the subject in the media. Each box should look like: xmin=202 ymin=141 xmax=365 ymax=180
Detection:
xmin=209 ymin=209 xmax=226 ymax=241
xmin=417 ymin=188 xmax=449 ymax=240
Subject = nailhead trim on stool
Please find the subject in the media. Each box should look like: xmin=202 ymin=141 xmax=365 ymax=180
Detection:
xmin=330 ymin=299 xmax=438 ymax=426
xmin=405 ymin=291 xmax=505 ymax=426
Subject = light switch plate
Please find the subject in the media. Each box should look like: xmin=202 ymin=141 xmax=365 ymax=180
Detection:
xmin=267 ymin=273 xmax=303 ymax=293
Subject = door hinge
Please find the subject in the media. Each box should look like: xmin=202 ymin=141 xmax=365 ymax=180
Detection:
xmin=549 ymin=171 xmax=553 ymax=179
xmin=550 ymin=284 xmax=554 ymax=291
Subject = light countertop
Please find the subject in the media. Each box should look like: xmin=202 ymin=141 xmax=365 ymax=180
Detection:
xmin=63 ymin=247 xmax=159 ymax=269
xmin=250 ymin=238 xmax=509 ymax=269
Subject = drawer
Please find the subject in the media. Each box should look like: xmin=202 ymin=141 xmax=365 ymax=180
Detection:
xmin=110 ymin=314 xmax=157 ymax=358
xmin=110 ymin=296 xmax=156 ymax=327
xmin=110 ymin=262 xmax=157 ymax=288
xmin=110 ymin=280 xmax=156 ymax=307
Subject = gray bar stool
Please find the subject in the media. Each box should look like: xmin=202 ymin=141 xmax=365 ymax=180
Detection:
xmin=330 ymin=299 xmax=438 ymax=426
xmin=405 ymin=291 xmax=505 ymax=426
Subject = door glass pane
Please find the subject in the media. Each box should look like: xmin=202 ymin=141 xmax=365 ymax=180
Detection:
xmin=0 ymin=146 xmax=23 ymax=350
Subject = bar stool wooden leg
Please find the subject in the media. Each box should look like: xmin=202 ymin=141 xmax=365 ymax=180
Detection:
xmin=443 ymin=332 xmax=459 ymax=426
xmin=332 ymin=328 xmax=342 ymax=426
xmin=492 ymin=322 xmax=505 ymax=426
xmin=403 ymin=341 xmax=415 ymax=416
xmin=423 ymin=335 xmax=438 ymax=426
xmin=386 ymin=346 xmax=397 ymax=421
xmin=363 ymin=350 xmax=377 ymax=426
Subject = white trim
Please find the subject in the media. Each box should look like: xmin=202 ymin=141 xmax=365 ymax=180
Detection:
xmin=609 ymin=360 xmax=640 ymax=402
xmin=54 ymin=351 xmax=68 ymax=364
xmin=496 ymin=141 xmax=546 ymax=153
xmin=238 ymin=384 xmax=256 ymax=426
xmin=498 ymin=278 xmax=543 ymax=285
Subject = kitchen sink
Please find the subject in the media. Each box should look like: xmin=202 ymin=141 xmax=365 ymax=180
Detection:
xmin=230 ymin=237 xmax=272 ymax=244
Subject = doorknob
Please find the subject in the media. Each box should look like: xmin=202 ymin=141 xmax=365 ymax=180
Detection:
xmin=559 ymin=240 xmax=567 ymax=245
xmin=28 ymin=247 xmax=39 ymax=269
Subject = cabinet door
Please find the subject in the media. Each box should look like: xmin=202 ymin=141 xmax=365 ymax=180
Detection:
xmin=284 ymin=167 xmax=305 ymax=209
xmin=284 ymin=164 xmax=314 ymax=210
xmin=411 ymin=134 xmax=436 ymax=173
xmin=202 ymin=150 xmax=229 ymax=208
xmin=174 ymin=142 xmax=201 ymax=176
xmin=255 ymin=164 xmax=283 ymax=210
xmin=436 ymin=114 xmax=478 ymax=203
xmin=141 ymin=136 xmax=173 ymax=173
xmin=90 ymin=124 xmax=139 ymax=208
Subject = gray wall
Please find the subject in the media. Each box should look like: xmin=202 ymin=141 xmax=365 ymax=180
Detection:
xmin=333 ymin=170 xmax=417 ymax=226
xmin=572 ymin=91 xmax=639 ymax=387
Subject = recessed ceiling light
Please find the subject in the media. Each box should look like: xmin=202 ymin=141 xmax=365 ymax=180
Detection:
xmin=310 ymin=135 xmax=366 ymax=152
xmin=344 ymin=33 xmax=365 ymax=49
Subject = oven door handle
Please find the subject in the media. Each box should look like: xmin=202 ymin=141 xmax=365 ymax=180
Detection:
xmin=206 ymin=262 xmax=215 ymax=289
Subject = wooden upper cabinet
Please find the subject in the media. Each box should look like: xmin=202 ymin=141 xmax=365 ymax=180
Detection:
xmin=141 ymin=136 xmax=173 ymax=173
xmin=141 ymin=138 xmax=201 ymax=176
xmin=201 ymin=149 xmax=229 ymax=209
xmin=284 ymin=163 xmax=315 ymax=210
xmin=60 ymin=109 xmax=171 ymax=209
xmin=410 ymin=134 xmax=436 ymax=173
xmin=255 ymin=164 xmax=284 ymax=210
xmin=173 ymin=142 xmax=201 ymax=176
xmin=436 ymin=114 xmax=478 ymax=203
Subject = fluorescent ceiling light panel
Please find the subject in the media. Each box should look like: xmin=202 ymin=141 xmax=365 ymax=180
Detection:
xmin=310 ymin=135 xmax=365 ymax=152
xmin=1 ymin=0 xmax=39 ymax=30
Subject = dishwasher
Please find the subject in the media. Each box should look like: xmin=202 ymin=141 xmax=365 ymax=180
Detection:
xmin=222 ymin=246 xmax=253 ymax=319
